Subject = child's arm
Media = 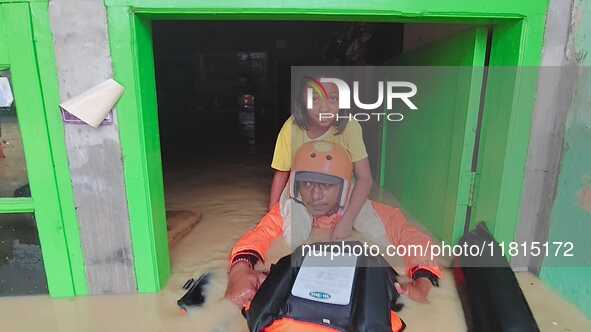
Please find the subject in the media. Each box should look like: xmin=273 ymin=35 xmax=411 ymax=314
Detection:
xmin=332 ymin=157 xmax=373 ymax=240
xmin=269 ymin=118 xmax=292 ymax=211
xmin=268 ymin=170 xmax=290 ymax=211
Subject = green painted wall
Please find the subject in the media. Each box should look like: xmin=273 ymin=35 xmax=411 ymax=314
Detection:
xmin=540 ymin=0 xmax=591 ymax=318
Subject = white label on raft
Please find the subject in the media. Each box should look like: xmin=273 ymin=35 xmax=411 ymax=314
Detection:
xmin=291 ymin=253 xmax=357 ymax=305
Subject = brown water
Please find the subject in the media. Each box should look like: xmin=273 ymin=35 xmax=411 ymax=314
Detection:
xmin=1 ymin=147 xmax=589 ymax=331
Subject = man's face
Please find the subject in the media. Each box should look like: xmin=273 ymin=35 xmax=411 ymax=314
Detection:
xmin=298 ymin=180 xmax=341 ymax=217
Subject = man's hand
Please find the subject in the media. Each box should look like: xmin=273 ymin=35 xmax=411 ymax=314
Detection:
xmin=224 ymin=262 xmax=267 ymax=307
xmin=331 ymin=214 xmax=354 ymax=240
xmin=396 ymin=277 xmax=433 ymax=304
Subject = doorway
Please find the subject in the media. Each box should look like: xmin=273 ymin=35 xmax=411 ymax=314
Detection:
xmin=148 ymin=19 xmax=492 ymax=285
xmin=151 ymin=20 xmax=406 ymax=279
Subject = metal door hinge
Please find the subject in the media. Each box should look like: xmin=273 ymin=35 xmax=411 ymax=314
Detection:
xmin=467 ymin=171 xmax=478 ymax=207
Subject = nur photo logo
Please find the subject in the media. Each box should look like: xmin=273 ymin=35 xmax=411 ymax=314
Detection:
xmin=305 ymin=77 xmax=418 ymax=122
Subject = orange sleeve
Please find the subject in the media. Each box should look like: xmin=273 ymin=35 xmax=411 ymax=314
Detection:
xmin=230 ymin=204 xmax=285 ymax=265
xmin=372 ymin=202 xmax=442 ymax=279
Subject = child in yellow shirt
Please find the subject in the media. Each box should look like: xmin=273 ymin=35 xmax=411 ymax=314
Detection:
xmin=269 ymin=78 xmax=373 ymax=240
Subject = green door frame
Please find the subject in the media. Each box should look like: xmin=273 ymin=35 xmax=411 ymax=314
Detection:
xmin=0 ymin=1 xmax=87 ymax=297
xmin=104 ymin=0 xmax=549 ymax=292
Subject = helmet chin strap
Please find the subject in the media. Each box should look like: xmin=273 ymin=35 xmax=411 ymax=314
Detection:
xmin=311 ymin=205 xmax=342 ymax=225
xmin=327 ymin=205 xmax=340 ymax=217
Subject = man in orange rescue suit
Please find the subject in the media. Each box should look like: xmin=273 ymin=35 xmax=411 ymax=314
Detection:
xmin=224 ymin=141 xmax=442 ymax=330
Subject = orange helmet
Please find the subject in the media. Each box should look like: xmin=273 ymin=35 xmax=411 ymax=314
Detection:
xmin=289 ymin=141 xmax=353 ymax=208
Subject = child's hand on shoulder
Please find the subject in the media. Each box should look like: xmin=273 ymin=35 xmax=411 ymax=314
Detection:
xmin=331 ymin=214 xmax=355 ymax=240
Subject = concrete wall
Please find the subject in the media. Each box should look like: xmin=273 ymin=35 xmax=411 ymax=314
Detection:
xmin=537 ymin=0 xmax=591 ymax=318
xmin=48 ymin=0 xmax=136 ymax=294
xmin=515 ymin=0 xmax=575 ymax=272
xmin=515 ymin=0 xmax=591 ymax=318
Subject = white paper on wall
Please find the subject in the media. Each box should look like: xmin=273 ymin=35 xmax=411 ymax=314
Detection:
xmin=0 ymin=77 xmax=14 ymax=108
xmin=60 ymin=79 xmax=124 ymax=127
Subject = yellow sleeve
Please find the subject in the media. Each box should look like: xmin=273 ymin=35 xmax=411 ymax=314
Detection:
xmin=344 ymin=120 xmax=368 ymax=162
xmin=271 ymin=118 xmax=292 ymax=171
